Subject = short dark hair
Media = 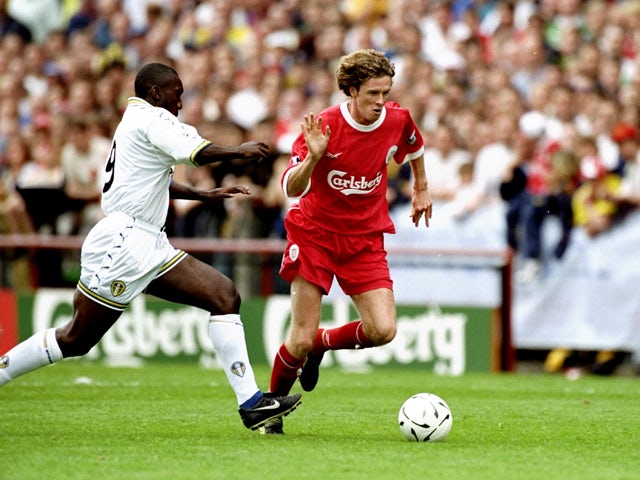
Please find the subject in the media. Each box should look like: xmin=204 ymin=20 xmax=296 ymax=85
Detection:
xmin=134 ymin=63 xmax=178 ymax=98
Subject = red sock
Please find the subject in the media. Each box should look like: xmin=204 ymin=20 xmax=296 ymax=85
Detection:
xmin=310 ymin=328 xmax=326 ymax=355
xmin=270 ymin=344 xmax=305 ymax=395
xmin=319 ymin=321 xmax=374 ymax=351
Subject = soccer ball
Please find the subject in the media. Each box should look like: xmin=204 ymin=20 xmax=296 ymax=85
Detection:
xmin=398 ymin=393 xmax=453 ymax=442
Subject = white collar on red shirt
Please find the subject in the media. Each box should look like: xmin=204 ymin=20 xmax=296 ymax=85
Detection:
xmin=340 ymin=101 xmax=387 ymax=132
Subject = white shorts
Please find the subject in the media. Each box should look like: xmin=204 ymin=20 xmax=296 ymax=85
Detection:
xmin=78 ymin=212 xmax=187 ymax=311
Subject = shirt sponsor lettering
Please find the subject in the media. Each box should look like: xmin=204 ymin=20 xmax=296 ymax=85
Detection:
xmin=327 ymin=170 xmax=383 ymax=195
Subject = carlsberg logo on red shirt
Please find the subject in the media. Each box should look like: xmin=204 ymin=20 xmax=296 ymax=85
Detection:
xmin=328 ymin=170 xmax=383 ymax=195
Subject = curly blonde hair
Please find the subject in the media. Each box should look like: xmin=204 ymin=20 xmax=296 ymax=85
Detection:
xmin=336 ymin=49 xmax=395 ymax=97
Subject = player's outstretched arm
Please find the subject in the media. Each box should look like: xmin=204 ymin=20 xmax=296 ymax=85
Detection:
xmin=195 ymin=141 xmax=270 ymax=167
xmin=169 ymin=181 xmax=250 ymax=202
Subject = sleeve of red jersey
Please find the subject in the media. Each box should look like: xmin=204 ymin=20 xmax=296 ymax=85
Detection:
xmin=394 ymin=110 xmax=425 ymax=165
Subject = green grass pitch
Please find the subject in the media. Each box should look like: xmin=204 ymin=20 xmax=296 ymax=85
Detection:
xmin=2 ymin=361 xmax=639 ymax=480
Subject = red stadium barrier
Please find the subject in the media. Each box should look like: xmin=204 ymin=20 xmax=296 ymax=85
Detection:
xmin=0 ymin=289 xmax=18 ymax=352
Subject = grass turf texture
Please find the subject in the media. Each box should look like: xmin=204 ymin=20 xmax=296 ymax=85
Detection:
xmin=2 ymin=362 xmax=639 ymax=480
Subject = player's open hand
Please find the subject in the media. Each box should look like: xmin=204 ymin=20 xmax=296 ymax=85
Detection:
xmin=237 ymin=141 xmax=270 ymax=162
xmin=301 ymin=113 xmax=331 ymax=162
xmin=411 ymin=189 xmax=433 ymax=228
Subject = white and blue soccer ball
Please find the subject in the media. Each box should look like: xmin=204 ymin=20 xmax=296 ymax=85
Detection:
xmin=398 ymin=393 xmax=453 ymax=442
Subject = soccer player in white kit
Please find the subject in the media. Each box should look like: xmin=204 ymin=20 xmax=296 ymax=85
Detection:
xmin=0 ymin=63 xmax=301 ymax=431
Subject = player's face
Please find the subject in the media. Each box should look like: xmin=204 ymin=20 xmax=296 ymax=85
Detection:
xmin=349 ymin=76 xmax=392 ymax=125
xmin=157 ymin=76 xmax=184 ymax=116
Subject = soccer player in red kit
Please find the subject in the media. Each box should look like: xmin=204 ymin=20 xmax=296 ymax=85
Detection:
xmin=263 ymin=49 xmax=432 ymax=434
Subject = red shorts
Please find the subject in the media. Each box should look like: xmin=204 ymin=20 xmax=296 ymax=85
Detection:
xmin=279 ymin=207 xmax=393 ymax=295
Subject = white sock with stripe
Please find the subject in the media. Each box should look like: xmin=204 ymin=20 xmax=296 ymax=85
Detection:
xmin=0 ymin=328 xmax=63 ymax=386
xmin=208 ymin=314 xmax=261 ymax=406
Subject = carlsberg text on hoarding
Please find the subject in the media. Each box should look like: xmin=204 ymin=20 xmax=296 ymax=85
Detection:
xmin=16 ymin=290 xmax=492 ymax=374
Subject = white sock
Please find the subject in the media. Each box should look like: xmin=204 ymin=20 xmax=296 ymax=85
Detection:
xmin=208 ymin=314 xmax=261 ymax=406
xmin=0 ymin=328 xmax=64 ymax=386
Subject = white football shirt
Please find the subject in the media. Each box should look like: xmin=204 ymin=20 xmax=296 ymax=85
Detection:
xmin=101 ymin=97 xmax=211 ymax=228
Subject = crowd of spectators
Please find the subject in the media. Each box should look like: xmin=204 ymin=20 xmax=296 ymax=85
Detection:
xmin=1 ymin=0 xmax=640 ymax=320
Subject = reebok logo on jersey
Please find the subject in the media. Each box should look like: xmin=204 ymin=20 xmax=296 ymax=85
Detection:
xmin=0 ymin=355 xmax=9 ymax=369
xmin=326 ymin=151 xmax=343 ymax=159
xmin=327 ymin=169 xmax=383 ymax=195
xmin=231 ymin=361 xmax=246 ymax=377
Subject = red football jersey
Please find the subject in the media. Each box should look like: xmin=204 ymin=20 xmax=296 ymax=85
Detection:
xmin=282 ymin=101 xmax=424 ymax=234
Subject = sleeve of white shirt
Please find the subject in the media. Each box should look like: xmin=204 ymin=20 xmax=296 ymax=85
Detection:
xmin=147 ymin=109 xmax=211 ymax=166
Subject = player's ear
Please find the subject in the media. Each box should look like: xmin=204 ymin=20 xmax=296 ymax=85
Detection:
xmin=150 ymin=85 xmax=161 ymax=101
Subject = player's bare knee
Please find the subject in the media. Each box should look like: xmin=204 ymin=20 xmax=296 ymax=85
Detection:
xmin=211 ymin=282 xmax=241 ymax=315
xmin=369 ymin=324 xmax=396 ymax=346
